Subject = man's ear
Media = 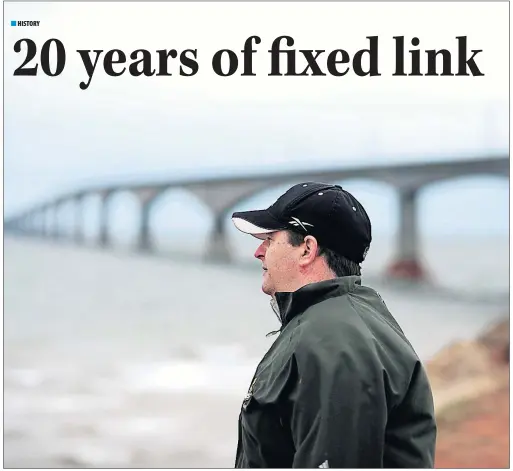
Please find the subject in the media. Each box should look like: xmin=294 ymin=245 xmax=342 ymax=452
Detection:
xmin=300 ymin=235 xmax=319 ymax=264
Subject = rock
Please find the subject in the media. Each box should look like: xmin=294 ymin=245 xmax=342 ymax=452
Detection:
xmin=477 ymin=318 xmax=509 ymax=365
xmin=426 ymin=340 xmax=497 ymax=388
xmin=425 ymin=316 xmax=509 ymax=417
xmin=426 ymin=317 xmax=509 ymax=387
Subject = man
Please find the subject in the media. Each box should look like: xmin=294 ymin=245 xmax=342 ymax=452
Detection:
xmin=231 ymin=182 xmax=437 ymax=468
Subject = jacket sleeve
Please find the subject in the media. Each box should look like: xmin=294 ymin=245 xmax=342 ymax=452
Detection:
xmin=287 ymin=325 xmax=390 ymax=468
xmin=286 ymin=322 xmax=436 ymax=468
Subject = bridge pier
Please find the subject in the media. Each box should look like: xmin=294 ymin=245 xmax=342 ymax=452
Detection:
xmin=17 ymin=216 xmax=26 ymax=233
xmin=99 ymin=192 xmax=113 ymax=247
xmin=44 ymin=207 xmax=52 ymax=238
xmin=23 ymin=213 xmax=33 ymax=234
xmin=135 ymin=189 xmax=162 ymax=253
xmin=386 ymin=187 xmax=427 ymax=281
xmin=29 ymin=211 xmax=39 ymax=236
xmin=37 ymin=212 xmax=45 ymax=235
xmin=39 ymin=209 xmax=47 ymax=237
xmin=137 ymin=202 xmax=153 ymax=252
xmin=50 ymin=204 xmax=61 ymax=240
xmin=74 ymin=196 xmax=85 ymax=244
xmin=204 ymin=214 xmax=232 ymax=263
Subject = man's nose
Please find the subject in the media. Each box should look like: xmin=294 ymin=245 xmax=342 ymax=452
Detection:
xmin=254 ymin=241 xmax=267 ymax=260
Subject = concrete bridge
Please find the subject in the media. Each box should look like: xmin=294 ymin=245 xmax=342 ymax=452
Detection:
xmin=4 ymin=154 xmax=509 ymax=280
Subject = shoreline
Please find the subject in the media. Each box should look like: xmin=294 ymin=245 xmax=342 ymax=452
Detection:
xmin=428 ymin=317 xmax=510 ymax=468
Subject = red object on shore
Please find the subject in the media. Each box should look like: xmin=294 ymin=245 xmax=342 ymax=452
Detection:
xmin=386 ymin=259 xmax=428 ymax=281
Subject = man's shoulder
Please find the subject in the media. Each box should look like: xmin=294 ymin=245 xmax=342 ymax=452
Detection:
xmin=293 ymin=287 xmax=415 ymax=362
xmin=294 ymin=294 xmax=372 ymax=351
xmin=299 ymin=287 xmax=371 ymax=331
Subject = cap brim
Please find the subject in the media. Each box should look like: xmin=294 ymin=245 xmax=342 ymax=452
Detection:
xmin=231 ymin=210 xmax=287 ymax=240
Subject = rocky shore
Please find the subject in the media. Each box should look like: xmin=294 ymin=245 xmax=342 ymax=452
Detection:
xmin=427 ymin=317 xmax=510 ymax=468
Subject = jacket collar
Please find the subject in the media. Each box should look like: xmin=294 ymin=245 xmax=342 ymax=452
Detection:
xmin=271 ymin=276 xmax=361 ymax=329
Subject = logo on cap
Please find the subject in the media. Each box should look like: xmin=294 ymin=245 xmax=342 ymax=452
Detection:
xmin=288 ymin=216 xmax=314 ymax=232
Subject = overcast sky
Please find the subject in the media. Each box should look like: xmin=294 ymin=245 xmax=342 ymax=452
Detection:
xmin=4 ymin=2 xmax=509 ymax=236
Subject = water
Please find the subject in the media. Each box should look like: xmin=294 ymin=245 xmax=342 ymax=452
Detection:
xmin=4 ymin=235 xmax=509 ymax=468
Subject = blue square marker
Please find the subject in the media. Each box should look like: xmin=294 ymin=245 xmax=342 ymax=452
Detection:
xmin=11 ymin=20 xmax=16 ymax=26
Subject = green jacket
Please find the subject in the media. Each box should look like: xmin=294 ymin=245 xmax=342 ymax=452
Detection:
xmin=235 ymin=276 xmax=437 ymax=468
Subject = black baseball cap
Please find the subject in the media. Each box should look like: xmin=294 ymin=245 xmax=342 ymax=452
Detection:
xmin=231 ymin=182 xmax=372 ymax=264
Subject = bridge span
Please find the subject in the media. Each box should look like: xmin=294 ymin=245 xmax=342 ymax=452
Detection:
xmin=4 ymin=154 xmax=509 ymax=280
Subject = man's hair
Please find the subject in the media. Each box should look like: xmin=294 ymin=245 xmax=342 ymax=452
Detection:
xmin=286 ymin=230 xmax=361 ymax=277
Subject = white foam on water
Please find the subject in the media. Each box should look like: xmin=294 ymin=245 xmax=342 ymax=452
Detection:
xmin=57 ymin=441 xmax=131 ymax=467
xmin=123 ymin=360 xmax=256 ymax=394
xmin=122 ymin=344 xmax=258 ymax=395
xmin=97 ymin=417 xmax=179 ymax=438
xmin=6 ymin=368 xmax=45 ymax=388
xmin=5 ymin=390 xmax=123 ymax=416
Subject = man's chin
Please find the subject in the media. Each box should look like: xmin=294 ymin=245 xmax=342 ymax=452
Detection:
xmin=261 ymin=283 xmax=274 ymax=296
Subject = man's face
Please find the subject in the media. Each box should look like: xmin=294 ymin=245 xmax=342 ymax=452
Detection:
xmin=253 ymin=231 xmax=302 ymax=296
